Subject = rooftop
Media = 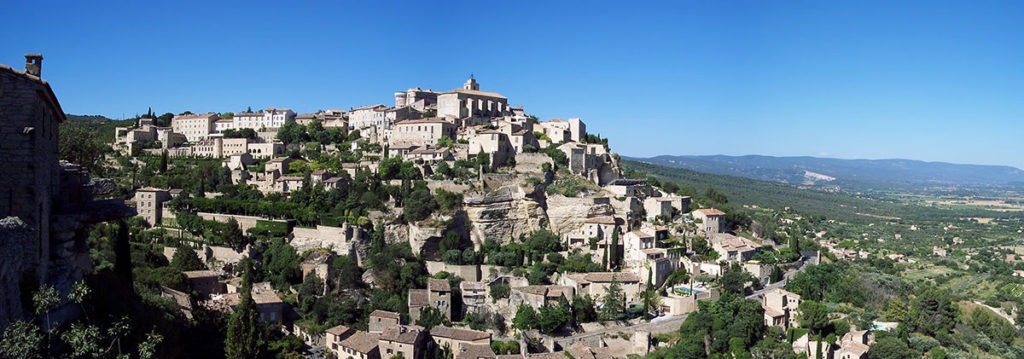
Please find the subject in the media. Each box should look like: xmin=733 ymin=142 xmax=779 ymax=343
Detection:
xmin=429 ymin=326 xmax=490 ymax=342
xmin=182 ymin=270 xmax=218 ymax=279
xmin=370 ymin=310 xmax=401 ymax=320
xmin=340 ymin=330 xmax=380 ymax=354
xmin=380 ymin=325 xmax=423 ymax=344
xmin=429 ymin=278 xmax=451 ymax=292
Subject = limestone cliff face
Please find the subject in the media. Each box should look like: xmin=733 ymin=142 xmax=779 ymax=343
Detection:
xmin=464 ymin=175 xmax=547 ymax=246
xmin=545 ymin=194 xmax=614 ymax=236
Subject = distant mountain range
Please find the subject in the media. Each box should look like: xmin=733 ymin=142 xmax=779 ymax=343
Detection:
xmin=624 ymin=155 xmax=1024 ymax=190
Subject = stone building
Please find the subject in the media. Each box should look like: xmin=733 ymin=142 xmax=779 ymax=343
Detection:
xmin=394 ymin=87 xmax=440 ymax=112
xmin=1 ymin=55 xmax=134 ymax=328
xmin=232 ymin=108 xmax=295 ymax=130
xmin=409 ymin=278 xmax=452 ymax=322
xmin=171 ymin=113 xmax=219 ymax=142
xmin=429 ymin=326 xmax=491 ymax=353
xmin=134 ymin=187 xmax=171 ymax=227
xmin=369 ymin=310 xmax=401 ymax=334
xmin=437 ymin=77 xmax=511 ymax=119
xmin=379 ymin=325 xmax=427 ymax=359
xmin=390 ymin=118 xmax=456 ymax=148
xmin=692 ymin=208 xmax=725 ymax=234
xmin=762 ymin=288 xmax=801 ymax=330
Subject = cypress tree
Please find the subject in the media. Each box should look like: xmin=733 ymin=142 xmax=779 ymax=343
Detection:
xmin=114 ymin=220 xmax=133 ymax=287
xmin=225 ymin=259 xmax=264 ymax=359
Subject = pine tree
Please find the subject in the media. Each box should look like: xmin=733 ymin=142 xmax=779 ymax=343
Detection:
xmin=225 ymin=259 xmax=264 ymax=359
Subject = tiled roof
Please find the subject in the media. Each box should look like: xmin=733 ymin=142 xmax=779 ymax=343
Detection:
xmin=408 ymin=289 xmax=430 ymax=307
xmin=695 ymin=208 xmax=726 ymax=216
xmin=340 ymin=330 xmax=380 ymax=353
xmin=371 ymin=310 xmax=401 ymax=320
xmin=380 ymin=325 xmax=423 ymax=344
xmin=456 ymin=343 xmax=498 ymax=359
xmin=325 ymin=324 xmax=352 ymax=336
xmin=429 ymin=278 xmax=451 ymax=292
xmin=582 ymin=272 xmax=639 ymax=283
xmin=429 ymin=326 xmax=490 ymax=342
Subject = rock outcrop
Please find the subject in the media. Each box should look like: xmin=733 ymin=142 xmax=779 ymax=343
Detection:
xmin=464 ymin=175 xmax=547 ymax=245
xmin=545 ymin=194 xmax=615 ymax=236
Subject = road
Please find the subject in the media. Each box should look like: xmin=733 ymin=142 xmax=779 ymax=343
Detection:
xmin=953 ymin=273 xmax=991 ymax=292
xmin=747 ymin=255 xmax=811 ymax=299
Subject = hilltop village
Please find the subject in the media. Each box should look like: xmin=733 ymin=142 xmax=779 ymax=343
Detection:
xmin=22 ymin=54 xmax=1024 ymax=359
xmin=101 ymin=74 xmax=889 ymax=358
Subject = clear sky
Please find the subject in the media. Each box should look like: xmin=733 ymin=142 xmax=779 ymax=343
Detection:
xmin=3 ymin=1 xmax=1023 ymax=169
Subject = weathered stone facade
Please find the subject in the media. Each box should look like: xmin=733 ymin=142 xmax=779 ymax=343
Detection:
xmin=1 ymin=57 xmax=133 ymax=328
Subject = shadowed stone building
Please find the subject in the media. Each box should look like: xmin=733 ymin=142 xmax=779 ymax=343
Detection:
xmin=1 ymin=54 xmax=134 ymax=328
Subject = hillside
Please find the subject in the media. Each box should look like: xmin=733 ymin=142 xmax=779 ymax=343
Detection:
xmin=65 ymin=114 xmax=136 ymax=144
xmin=626 ymin=154 xmax=1024 ymax=191
xmin=621 ymin=159 xmax=1020 ymax=224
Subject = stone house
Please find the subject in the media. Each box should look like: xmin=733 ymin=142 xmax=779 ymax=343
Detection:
xmin=264 ymin=157 xmax=293 ymax=176
xmin=711 ymin=233 xmax=761 ymax=263
xmin=559 ymin=272 xmax=641 ymax=305
xmin=465 ymin=127 xmax=514 ymax=168
xmin=429 ymin=326 xmax=491 ymax=353
xmin=394 ymin=87 xmax=440 ymax=112
xmin=327 ymin=325 xmax=382 ymax=359
xmin=509 ymin=285 xmax=574 ymax=310
xmin=835 ymin=330 xmax=873 ymax=359
xmin=409 ymin=278 xmax=452 ymax=322
xmin=369 ymin=310 xmax=401 ymax=334
xmin=460 ymin=281 xmax=487 ymax=315
xmin=643 ymin=197 xmax=676 ymax=220
xmin=378 ymin=325 xmax=427 ymax=359
xmin=391 ymin=118 xmax=456 ymax=149
xmin=692 ymin=208 xmax=725 ymax=234
xmin=134 ymin=187 xmax=171 ymax=227
xmin=182 ymin=270 xmax=224 ymax=297
xmin=762 ymin=288 xmax=801 ymax=329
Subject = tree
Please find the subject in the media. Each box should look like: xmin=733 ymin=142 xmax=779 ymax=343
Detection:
xmin=490 ymin=284 xmax=510 ymax=303
xmin=719 ymin=266 xmax=753 ymax=295
xmin=225 ymin=259 xmax=265 ymax=359
xmin=867 ymin=337 xmax=917 ymax=359
xmin=572 ymin=295 xmax=598 ymax=323
xmin=608 ymin=227 xmax=620 ymax=269
xmin=513 ymin=304 xmax=538 ymax=331
xmin=536 ymin=299 xmax=571 ymax=334
xmin=59 ymin=122 xmax=109 ymax=175
xmin=159 ymin=150 xmax=168 ymax=173
xmin=417 ymin=307 xmax=447 ymax=331
xmin=403 ymin=181 xmax=437 ymax=222
xmin=115 ymin=220 xmax=133 ymax=286
xmin=221 ymin=218 xmax=247 ymax=251
xmin=907 ymin=288 xmax=956 ymax=337
xmin=600 ymin=277 xmax=625 ymax=321
xmin=798 ymin=300 xmax=831 ymax=335
xmin=0 ymin=321 xmax=43 ymax=359
xmin=170 ymin=245 xmax=205 ymax=271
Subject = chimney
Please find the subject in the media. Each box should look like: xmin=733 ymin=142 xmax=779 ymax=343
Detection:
xmin=24 ymin=53 xmax=43 ymax=77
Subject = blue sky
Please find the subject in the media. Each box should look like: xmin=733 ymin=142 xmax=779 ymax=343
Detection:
xmin=3 ymin=1 xmax=1023 ymax=169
